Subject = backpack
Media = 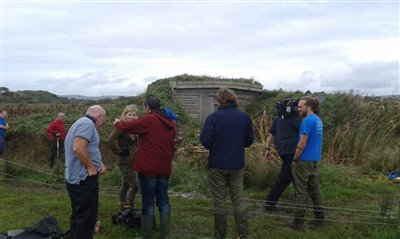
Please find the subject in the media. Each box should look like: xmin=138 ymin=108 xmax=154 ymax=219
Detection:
xmin=112 ymin=208 xmax=141 ymax=228
xmin=0 ymin=216 xmax=68 ymax=239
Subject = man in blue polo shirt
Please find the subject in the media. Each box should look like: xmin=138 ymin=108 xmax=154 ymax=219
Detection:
xmin=65 ymin=105 xmax=107 ymax=239
xmin=291 ymin=96 xmax=325 ymax=231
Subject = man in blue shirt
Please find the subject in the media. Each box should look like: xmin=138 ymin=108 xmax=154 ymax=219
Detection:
xmin=0 ymin=110 xmax=9 ymax=156
xmin=291 ymin=96 xmax=325 ymax=231
xmin=65 ymin=105 xmax=107 ymax=239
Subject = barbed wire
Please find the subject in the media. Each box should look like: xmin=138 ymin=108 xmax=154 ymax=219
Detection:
xmin=0 ymin=158 xmax=65 ymax=179
xmin=1 ymin=158 xmax=399 ymax=227
xmin=1 ymin=158 xmax=398 ymax=216
xmin=246 ymin=198 xmax=398 ymax=216
xmin=0 ymin=171 xmax=66 ymax=190
xmin=1 ymin=170 xmax=398 ymax=227
xmin=0 ymin=157 xmax=121 ymax=190
xmin=0 ymin=172 xmax=120 ymax=198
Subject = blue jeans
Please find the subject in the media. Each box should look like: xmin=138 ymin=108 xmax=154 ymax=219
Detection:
xmin=138 ymin=173 xmax=170 ymax=216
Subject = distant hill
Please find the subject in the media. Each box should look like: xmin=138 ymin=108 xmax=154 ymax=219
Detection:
xmin=379 ymin=95 xmax=400 ymax=99
xmin=0 ymin=86 xmax=124 ymax=103
xmin=0 ymin=87 xmax=70 ymax=103
xmin=59 ymin=95 xmax=122 ymax=100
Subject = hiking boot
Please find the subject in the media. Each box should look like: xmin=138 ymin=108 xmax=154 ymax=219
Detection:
xmin=263 ymin=204 xmax=278 ymax=213
xmin=118 ymin=202 xmax=126 ymax=211
xmin=125 ymin=202 xmax=134 ymax=209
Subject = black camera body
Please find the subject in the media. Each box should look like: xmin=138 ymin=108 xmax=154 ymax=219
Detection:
xmin=112 ymin=208 xmax=141 ymax=228
xmin=276 ymin=99 xmax=299 ymax=119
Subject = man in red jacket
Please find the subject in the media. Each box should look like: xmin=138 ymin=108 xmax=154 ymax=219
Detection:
xmin=47 ymin=112 xmax=66 ymax=167
xmin=114 ymin=94 xmax=176 ymax=239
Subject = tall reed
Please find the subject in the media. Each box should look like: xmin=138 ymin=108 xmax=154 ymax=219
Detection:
xmin=326 ymin=102 xmax=400 ymax=167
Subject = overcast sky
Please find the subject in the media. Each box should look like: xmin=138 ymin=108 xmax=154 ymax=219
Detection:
xmin=1 ymin=1 xmax=399 ymax=97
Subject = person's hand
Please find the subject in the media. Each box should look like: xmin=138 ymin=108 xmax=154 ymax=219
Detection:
xmin=113 ymin=118 xmax=121 ymax=125
xmin=87 ymin=166 xmax=97 ymax=176
xmin=264 ymin=149 xmax=272 ymax=161
xmin=55 ymin=132 xmax=61 ymax=137
xmin=98 ymin=163 xmax=107 ymax=175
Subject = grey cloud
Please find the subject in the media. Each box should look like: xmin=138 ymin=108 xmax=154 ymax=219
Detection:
xmin=321 ymin=61 xmax=399 ymax=89
xmin=3 ymin=2 xmax=399 ymax=96
xmin=22 ymin=72 xmax=138 ymax=96
xmin=277 ymin=71 xmax=319 ymax=91
xmin=275 ymin=61 xmax=400 ymax=95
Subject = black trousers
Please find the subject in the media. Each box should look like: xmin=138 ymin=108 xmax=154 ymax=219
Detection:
xmin=66 ymin=175 xmax=99 ymax=239
xmin=48 ymin=139 xmax=64 ymax=166
xmin=265 ymin=154 xmax=294 ymax=206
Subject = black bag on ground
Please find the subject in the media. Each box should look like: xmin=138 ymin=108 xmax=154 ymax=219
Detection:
xmin=112 ymin=208 xmax=141 ymax=228
xmin=0 ymin=216 xmax=68 ymax=239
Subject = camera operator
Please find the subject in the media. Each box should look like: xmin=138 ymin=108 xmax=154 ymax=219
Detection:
xmin=264 ymin=99 xmax=301 ymax=212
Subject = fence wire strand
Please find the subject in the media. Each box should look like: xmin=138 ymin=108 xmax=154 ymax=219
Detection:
xmin=1 ymin=158 xmax=399 ymax=227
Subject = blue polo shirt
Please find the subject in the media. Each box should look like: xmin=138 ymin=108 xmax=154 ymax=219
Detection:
xmin=65 ymin=116 xmax=103 ymax=184
xmin=299 ymin=114 xmax=323 ymax=161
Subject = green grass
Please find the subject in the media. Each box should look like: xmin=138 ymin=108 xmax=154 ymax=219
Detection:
xmin=1 ymin=159 xmax=399 ymax=239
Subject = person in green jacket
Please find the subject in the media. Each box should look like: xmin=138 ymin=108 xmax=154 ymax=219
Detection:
xmin=108 ymin=104 xmax=139 ymax=211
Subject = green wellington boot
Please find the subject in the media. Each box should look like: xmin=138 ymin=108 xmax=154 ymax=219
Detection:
xmin=159 ymin=212 xmax=170 ymax=239
xmin=141 ymin=215 xmax=154 ymax=239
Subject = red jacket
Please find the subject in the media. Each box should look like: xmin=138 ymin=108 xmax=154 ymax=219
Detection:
xmin=115 ymin=112 xmax=176 ymax=178
xmin=47 ymin=119 xmax=66 ymax=140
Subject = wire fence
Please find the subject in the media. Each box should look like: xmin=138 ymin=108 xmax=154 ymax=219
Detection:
xmin=1 ymin=157 xmax=399 ymax=228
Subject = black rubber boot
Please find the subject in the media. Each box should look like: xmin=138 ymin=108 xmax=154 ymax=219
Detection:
xmin=159 ymin=212 xmax=170 ymax=239
xmin=141 ymin=215 xmax=154 ymax=239
xmin=234 ymin=211 xmax=249 ymax=238
xmin=214 ymin=213 xmax=227 ymax=239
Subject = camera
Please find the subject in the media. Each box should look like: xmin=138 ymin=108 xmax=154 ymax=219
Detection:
xmin=276 ymin=99 xmax=299 ymax=119
xmin=112 ymin=208 xmax=141 ymax=228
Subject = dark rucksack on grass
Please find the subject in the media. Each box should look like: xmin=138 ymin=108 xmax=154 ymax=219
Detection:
xmin=0 ymin=216 xmax=68 ymax=239
xmin=112 ymin=208 xmax=141 ymax=228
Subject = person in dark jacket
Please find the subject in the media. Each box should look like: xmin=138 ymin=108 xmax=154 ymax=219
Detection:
xmin=264 ymin=100 xmax=301 ymax=211
xmin=200 ymin=88 xmax=254 ymax=239
xmin=114 ymin=94 xmax=176 ymax=239
xmin=47 ymin=112 xmax=66 ymax=167
xmin=108 ymin=104 xmax=139 ymax=211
